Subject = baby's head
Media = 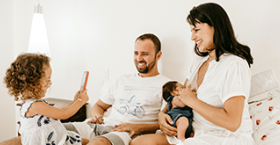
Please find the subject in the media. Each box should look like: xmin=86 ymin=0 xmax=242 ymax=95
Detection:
xmin=162 ymin=81 xmax=183 ymax=102
xmin=4 ymin=53 xmax=51 ymax=101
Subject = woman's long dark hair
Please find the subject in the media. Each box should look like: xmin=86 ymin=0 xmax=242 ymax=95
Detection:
xmin=187 ymin=3 xmax=253 ymax=67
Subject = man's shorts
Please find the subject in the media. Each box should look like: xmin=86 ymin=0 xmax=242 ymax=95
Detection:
xmin=63 ymin=122 xmax=139 ymax=145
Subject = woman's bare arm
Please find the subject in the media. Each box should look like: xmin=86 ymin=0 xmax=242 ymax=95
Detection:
xmin=180 ymin=87 xmax=244 ymax=132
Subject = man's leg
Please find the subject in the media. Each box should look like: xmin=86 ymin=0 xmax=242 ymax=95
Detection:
xmin=64 ymin=122 xmax=132 ymax=145
xmin=0 ymin=136 xmax=22 ymax=145
xmin=90 ymin=131 xmax=132 ymax=145
xmin=87 ymin=136 xmax=112 ymax=145
xmin=130 ymin=133 xmax=170 ymax=145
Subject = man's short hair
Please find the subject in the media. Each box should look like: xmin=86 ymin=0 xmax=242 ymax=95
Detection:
xmin=136 ymin=33 xmax=161 ymax=54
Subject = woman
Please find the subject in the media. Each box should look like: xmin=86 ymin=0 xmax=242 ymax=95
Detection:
xmin=130 ymin=2 xmax=256 ymax=145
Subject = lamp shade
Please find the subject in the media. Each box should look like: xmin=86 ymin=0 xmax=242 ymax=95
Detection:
xmin=28 ymin=5 xmax=51 ymax=57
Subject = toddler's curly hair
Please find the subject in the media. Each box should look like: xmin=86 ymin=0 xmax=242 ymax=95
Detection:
xmin=3 ymin=53 xmax=50 ymax=101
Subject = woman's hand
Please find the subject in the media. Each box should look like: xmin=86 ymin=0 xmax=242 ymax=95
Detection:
xmin=158 ymin=111 xmax=177 ymax=136
xmin=179 ymin=87 xmax=197 ymax=106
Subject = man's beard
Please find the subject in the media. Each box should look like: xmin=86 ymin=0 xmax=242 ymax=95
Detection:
xmin=135 ymin=59 xmax=156 ymax=74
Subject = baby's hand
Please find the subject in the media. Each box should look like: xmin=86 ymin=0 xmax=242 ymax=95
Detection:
xmin=78 ymin=89 xmax=89 ymax=104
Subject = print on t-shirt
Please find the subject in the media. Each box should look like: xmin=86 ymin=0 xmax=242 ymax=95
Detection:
xmin=117 ymin=95 xmax=145 ymax=118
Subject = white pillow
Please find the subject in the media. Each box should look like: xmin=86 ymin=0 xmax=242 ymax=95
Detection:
xmin=249 ymin=90 xmax=280 ymax=145
xmin=249 ymin=69 xmax=279 ymax=103
xmin=248 ymin=69 xmax=280 ymax=145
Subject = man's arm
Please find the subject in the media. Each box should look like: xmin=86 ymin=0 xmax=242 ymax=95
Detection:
xmin=111 ymin=122 xmax=159 ymax=137
xmin=158 ymin=104 xmax=177 ymax=136
xmin=88 ymin=99 xmax=111 ymax=124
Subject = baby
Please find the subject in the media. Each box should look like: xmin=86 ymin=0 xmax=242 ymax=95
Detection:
xmin=162 ymin=81 xmax=193 ymax=142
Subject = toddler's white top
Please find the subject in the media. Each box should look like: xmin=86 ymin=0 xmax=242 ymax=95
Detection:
xmin=19 ymin=99 xmax=82 ymax=145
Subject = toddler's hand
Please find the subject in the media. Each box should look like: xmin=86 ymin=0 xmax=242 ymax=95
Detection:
xmin=78 ymin=89 xmax=89 ymax=104
xmin=73 ymin=90 xmax=80 ymax=101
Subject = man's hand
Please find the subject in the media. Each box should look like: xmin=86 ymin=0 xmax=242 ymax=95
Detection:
xmin=158 ymin=111 xmax=177 ymax=136
xmin=110 ymin=123 xmax=141 ymax=137
xmin=89 ymin=99 xmax=111 ymax=124
xmin=87 ymin=115 xmax=104 ymax=124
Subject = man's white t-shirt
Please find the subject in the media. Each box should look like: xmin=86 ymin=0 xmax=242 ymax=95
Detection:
xmin=101 ymin=73 xmax=170 ymax=125
xmin=187 ymin=53 xmax=253 ymax=134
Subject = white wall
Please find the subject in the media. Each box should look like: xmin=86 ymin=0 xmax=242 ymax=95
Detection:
xmin=1 ymin=0 xmax=280 ymax=142
xmin=0 ymin=0 xmax=15 ymax=141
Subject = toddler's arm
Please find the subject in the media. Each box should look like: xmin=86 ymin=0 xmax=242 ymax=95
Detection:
xmin=26 ymin=90 xmax=89 ymax=120
xmin=61 ymin=90 xmax=83 ymax=109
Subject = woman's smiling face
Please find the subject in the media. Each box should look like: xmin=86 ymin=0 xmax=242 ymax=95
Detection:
xmin=190 ymin=22 xmax=215 ymax=53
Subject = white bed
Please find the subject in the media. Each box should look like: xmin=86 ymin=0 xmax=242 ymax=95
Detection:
xmin=249 ymin=69 xmax=280 ymax=145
